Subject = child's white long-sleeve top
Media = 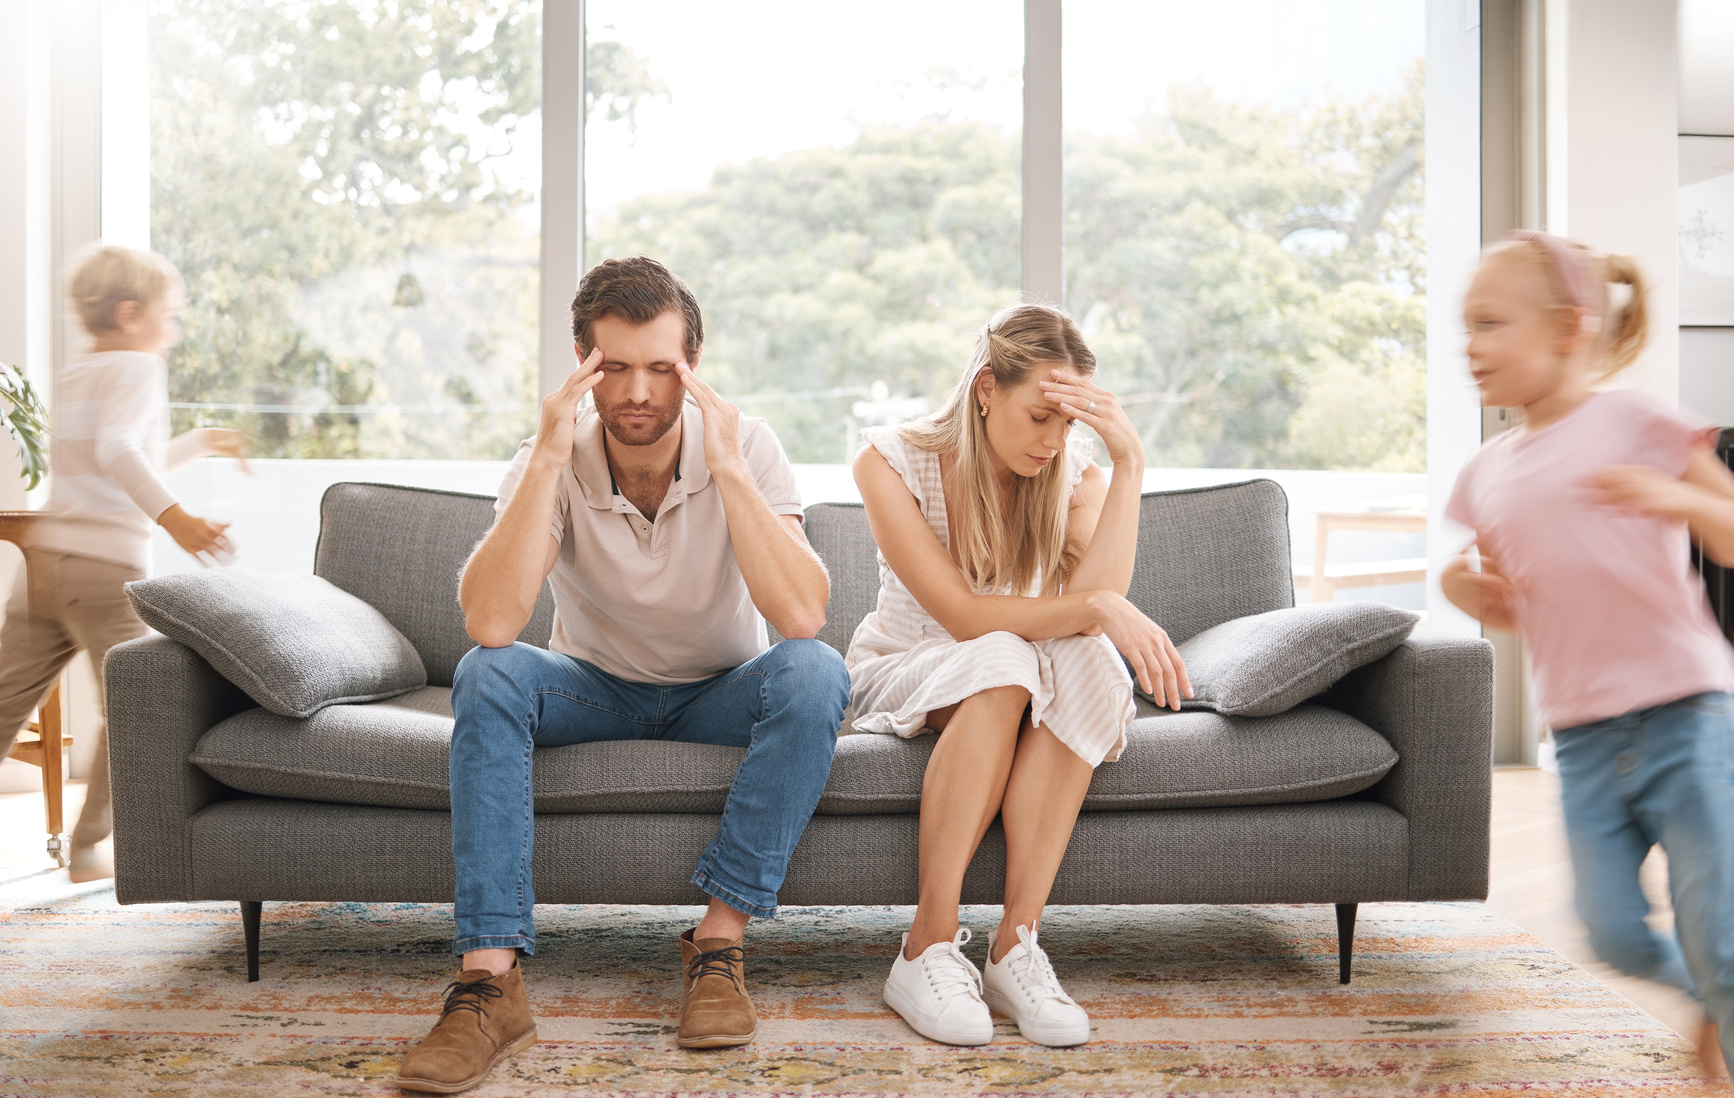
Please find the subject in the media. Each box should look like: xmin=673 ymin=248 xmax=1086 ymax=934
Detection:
xmin=27 ymin=350 xmax=202 ymax=571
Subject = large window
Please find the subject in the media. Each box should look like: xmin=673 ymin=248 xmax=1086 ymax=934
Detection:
xmin=1062 ymin=0 xmax=1427 ymax=609
xmin=584 ymin=0 xmax=1023 ymax=463
xmin=142 ymin=0 xmax=1433 ymax=603
xmin=150 ymin=0 xmax=542 ymax=462
xmin=1064 ymin=0 xmax=1426 ymax=474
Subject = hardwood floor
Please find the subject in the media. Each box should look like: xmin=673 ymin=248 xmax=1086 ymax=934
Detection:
xmin=1486 ymin=766 xmax=1702 ymax=1039
xmin=0 ymin=769 xmax=1708 ymax=1038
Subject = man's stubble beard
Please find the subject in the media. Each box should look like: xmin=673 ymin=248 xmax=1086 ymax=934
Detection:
xmin=594 ymin=392 xmax=685 ymax=447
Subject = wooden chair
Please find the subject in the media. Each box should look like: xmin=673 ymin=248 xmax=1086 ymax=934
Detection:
xmin=1 ymin=510 xmax=73 ymax=867
xmin=1294 ymin=504 xmax=1428 ymax=603
xmin=7 ymin=679 xmax=70 ymax=867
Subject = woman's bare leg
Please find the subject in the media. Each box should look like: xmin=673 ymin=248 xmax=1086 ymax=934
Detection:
xmin=993 ymin=721 xmax=1094 ymax=962
xmin=904 ymin=685 xmax=1030 ymax=958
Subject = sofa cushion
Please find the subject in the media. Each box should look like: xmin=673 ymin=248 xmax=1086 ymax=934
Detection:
xmin=1169 ymin=602 xmax=1420 ymax=717
xmin=1128 ymin=479 xmax=1294 ymax=644
xmin=315 ymin=483 xmax=557 ymax=687
xmin=190 ymin=689 xmax=1396 ymax=814
xmin=126 ymin=571 xmax=427 ymax=719
xmin=191 ymin=686 xmax=749 ymax=813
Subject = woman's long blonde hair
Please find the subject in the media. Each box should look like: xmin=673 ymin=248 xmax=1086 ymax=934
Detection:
xmin=900 ymin=304 xmax=1096 ymax=598
xmin=1483 ymin=232 xmax=1649 ymax=380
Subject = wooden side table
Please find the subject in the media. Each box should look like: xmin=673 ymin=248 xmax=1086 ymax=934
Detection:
xmin=1294 ymin=506 xmax=1428 ymax=604
xmin=0 ymin=511 xmax=72 ymax=867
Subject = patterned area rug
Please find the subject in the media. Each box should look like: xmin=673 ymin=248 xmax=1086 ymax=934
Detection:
xmin=0 ymin=870 xmax=1722 ymax=1096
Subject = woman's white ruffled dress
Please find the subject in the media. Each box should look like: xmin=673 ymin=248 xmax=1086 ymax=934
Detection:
xmin=843 ymin=427 xmax=1135 ymax=768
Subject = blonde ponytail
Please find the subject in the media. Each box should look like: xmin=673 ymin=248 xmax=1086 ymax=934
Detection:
xmin=1594 ymin=252 xmax=1648 ymax=379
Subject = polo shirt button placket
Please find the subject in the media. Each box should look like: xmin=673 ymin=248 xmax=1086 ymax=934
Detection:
xmin=650 ymin=501 xmax=675 ymax=559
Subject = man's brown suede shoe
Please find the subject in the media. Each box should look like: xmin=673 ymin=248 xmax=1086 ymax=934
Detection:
xmin=678 ymin=929 xmax=758 ymax=1048
xmin=396 ymin=963 xmax=538 ymax=1094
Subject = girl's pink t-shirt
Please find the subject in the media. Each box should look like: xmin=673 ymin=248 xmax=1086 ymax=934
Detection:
xmin=1446 ymin=390 xmax=1734 ymax=730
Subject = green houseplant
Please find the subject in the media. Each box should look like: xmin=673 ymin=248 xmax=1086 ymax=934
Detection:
xmin=1 ymin=362 xmax=49 ymax=492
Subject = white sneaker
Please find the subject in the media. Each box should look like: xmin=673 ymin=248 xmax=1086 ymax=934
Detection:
xmin=982 ymin=925 xmax=1091 ymax=1046
xmin=882 ymin=929 xmax=993 ymax=1045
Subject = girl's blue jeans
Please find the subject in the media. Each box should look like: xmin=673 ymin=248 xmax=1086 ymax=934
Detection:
xmin=446 ymin=638 xmax=849 ymax=956
xmin=1554 ymin=691 xmax=1734 ymax=1065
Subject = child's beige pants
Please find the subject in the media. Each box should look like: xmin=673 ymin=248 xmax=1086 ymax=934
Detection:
xmin=0 ymin=547 xmax=147 ymax=851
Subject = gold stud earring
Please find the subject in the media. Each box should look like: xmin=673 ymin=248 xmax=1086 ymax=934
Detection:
xmin=979 ymin=404 xmax=988 ymax=417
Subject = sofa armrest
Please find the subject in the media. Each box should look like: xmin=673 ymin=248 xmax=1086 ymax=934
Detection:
xmin=1319 ymin=628 xmax=1494 ymax=901
xmin=106 ymin=633 xmax=255 ymax=903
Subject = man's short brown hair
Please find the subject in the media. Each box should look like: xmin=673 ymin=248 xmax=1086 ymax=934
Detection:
xmin=570 ymin=256 xmax=703 ymax=362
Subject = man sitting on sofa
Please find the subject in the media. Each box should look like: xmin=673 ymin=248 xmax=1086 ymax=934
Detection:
xmin=396 ymin=256 xmax=851 ymax=1094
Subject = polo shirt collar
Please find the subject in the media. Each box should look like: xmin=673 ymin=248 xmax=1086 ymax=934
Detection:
xmin=571 ymin=401 xmax=711 ymax=511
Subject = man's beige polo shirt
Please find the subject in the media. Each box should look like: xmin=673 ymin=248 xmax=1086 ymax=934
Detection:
xmin=493 ymin=401 xmax=804 ymax=684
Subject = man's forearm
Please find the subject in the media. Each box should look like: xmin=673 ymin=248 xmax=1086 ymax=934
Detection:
xmin=713 ymin=465 xmax=829 ymax=639
xmin=460 ymin=451 xmax=562 ymax=645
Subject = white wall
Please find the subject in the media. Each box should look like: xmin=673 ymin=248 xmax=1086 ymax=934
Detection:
xmin=0 ymin=0 xmax=54 ymax=505
xmin=1558 ymin=0 xmax=1680 ymax=402
xmin=1678 ymin=0 xmax=1734 ymax=429
xmin=1681 ymin=328 xmax=1734 ymax=424
xmin=0 ymin=2 xmax=58 ymax=793
xmin=0 ymin=2 xmax=114 ymax=791
xmin=1679 ymin=0 xmax=1734 ymax=137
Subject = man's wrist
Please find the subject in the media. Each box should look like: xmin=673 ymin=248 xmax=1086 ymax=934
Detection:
xmin=709 ymin=458 xmax=755 ymax=490
xmin=527 ymin=440 xmax=570 ymax=474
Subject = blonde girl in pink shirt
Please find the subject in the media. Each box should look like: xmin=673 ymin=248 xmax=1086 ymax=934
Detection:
xmin=1444 ymin=230 xmax=1734 ymax=1080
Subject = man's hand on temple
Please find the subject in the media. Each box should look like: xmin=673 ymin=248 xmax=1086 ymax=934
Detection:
xmin=533 ymin=346 xmax=605 ymax=467
xmin=675 ymin=360 xmax=748 ymax=479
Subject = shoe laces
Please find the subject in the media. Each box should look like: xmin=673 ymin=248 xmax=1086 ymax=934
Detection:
xmin=921 ymin=928 xmax=984 ymax=1003
xmin=685 ymin=943 xmax=746 ymax=990
xmin=1006 ymin=927 xmax=1074 ymax=1006
xmin=440 ymin=976 xmax=504 ymax=1020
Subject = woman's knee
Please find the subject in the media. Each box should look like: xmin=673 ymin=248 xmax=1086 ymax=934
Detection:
xmin=934 ymin=684 xmax=1031 ymax=734
xmin=975 ymin=683 xmax=1033 ymax=710
xmin=1047 ymin=634 xmax=1132 ymax=684
xmin=967 ymin=631 xmax=1042 ymax=681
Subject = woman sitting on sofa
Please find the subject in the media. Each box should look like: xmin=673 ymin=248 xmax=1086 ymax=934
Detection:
xmin=848 ymin=303 xmax=1192 ymax=1048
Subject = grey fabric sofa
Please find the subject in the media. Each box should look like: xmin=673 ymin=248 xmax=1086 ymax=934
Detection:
xmin=106 ymin=479 xmax=1493 ymax=983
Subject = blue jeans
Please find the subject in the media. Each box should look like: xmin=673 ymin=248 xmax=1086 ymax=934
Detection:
xmin=447 ymin=638 xmax=849 ymax=956
xmin=1555 ymin=692 xmax=1734 ymax=1064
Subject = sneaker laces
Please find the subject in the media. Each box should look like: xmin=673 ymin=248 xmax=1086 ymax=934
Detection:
xmin=922 ymin=928 xmax=984 ymax=1003
xmin=685 ymin=943 xmax=746 ymax=990
xmin=1008 ymin=928 xmax=1074 ymax=1006
xmin=439 ymin=975 xmax=504 ymax=1020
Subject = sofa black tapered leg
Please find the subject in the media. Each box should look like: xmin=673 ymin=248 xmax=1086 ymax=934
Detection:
xmin=1335 ymin=902 xmax=1358 ymax=985
xmin=241 ymin=900 xmax=262 ymax=982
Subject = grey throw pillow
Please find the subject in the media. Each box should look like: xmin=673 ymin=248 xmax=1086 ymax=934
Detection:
xmin=1157 ymin=602 xmax=1419 ymax=717
xmin=126 ymin=572 xmax=428 ymax=719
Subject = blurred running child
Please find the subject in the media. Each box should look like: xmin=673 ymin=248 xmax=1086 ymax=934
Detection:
xmin=0 ymin=245 xmax=247 ymax=882
xmin=1443 ymin=229 xmax=1734 ymax=1081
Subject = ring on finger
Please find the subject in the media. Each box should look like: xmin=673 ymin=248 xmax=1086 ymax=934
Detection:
xmin=1087 ymin=400 xmax=1097 ymax=413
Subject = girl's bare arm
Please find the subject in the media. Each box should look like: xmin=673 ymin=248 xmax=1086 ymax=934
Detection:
xmin=1586 ymin=448 xmax=1734 ymax=567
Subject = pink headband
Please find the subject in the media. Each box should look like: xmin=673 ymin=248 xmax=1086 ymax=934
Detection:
xmin=1504 ymin=229 xmax=1602 ymax=333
